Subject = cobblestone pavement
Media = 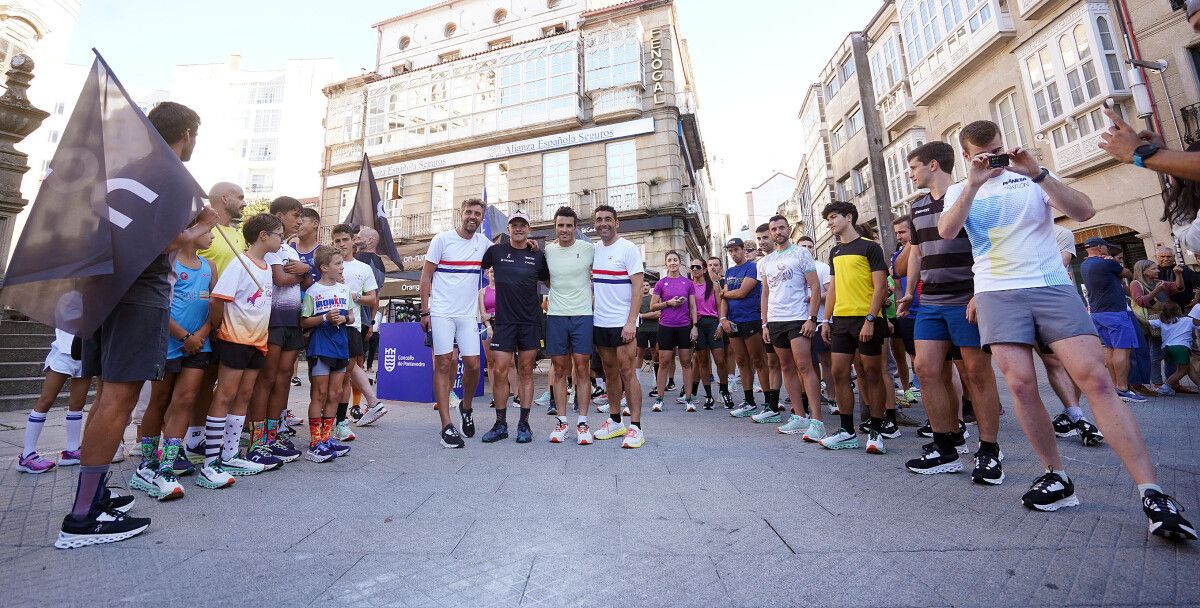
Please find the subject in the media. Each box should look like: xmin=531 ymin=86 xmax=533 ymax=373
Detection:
xmin=0 ymin=362 xmax=1197 ymax=607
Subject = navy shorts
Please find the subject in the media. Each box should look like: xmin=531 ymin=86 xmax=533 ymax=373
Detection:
xmin=164 ymin=351 xmax=212 ymax=374
xmin=216 ymin=341 xmax=265 ymax=370
xmin=914 ymin=304 xmax=981 ymax=349
xmin=81 ymin=302 xmax=169 ymax=383
xmin=545 ymin=315 xmax=593 ymax=356
xmin=490 ymin=322 xmax=543 ymax=353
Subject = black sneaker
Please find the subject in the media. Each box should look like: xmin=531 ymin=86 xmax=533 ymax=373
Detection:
xmin=971 ymin=449 xmax=1005 ymax=485
xmin=99 ymin=475 xmax=135 ymax=513
xmin=858 ymin=419 xmax=871 ymax=434
xmin=440 ymin=424 xmax=465 ymax=449
xmin=1143 ymin=489 xmax=1198 ymax=541
xmin=481 ymin=422 xmax=509 ymax=443
xmin=349 ymin=406 xmax=364 ymax=422
xmin=1021 ymin=471 xmax=1079 ymax=511
xmin=666 ymin=379 xmax=676 ymax=391
xmin=1052 ymin=412 xmax=1077 ymax=437
xmin=879 ymin=419 xmax=901 ymax=439
xmin=546 ymin=401 xmax=557 ymax=415
xmin=917 ymin=420 xmax=933 ymax=438
xmin=290 ymin=376 xmax=302 ymax=387
xmin=649 ymin=388 xmax=659 ymax=398
xmin=513 ymin=395 xmax=521 ymax=407
xmin=703 ymin=396 xmax=715 ymax=410
xmin=950 ymin=431 xmax=969 ymax=454
xmin=1076 ymin=419 xmax=1104 ymax=447
xmin=962 ymin=401 xmax=976 ymax=425
xmin=721 ymin=393 xmax=735 ymax=410
xmin=54 ymin=506 xmax=151 ymax=549
xmin=515 ymin=421 xmax=533 ymax=444
xmin=460 ymin=410 xmax=476 ymax=438
xmin=905 ymin=442 xmax=962 ymax=475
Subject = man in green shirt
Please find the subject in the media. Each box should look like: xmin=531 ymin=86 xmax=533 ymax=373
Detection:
xmin=543 ymin=207 xmax=596 ymax=445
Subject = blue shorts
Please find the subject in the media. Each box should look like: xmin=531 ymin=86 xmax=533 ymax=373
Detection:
xmin=1091 ymin=311 xmax=1138 ymax=349
xmin=914 ymin=304 xmax=981 ymax=349
xmin=545 ymin=315 xmax=593 ymax=356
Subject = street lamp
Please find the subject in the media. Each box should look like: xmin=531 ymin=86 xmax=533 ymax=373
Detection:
xmin=1127 ymin=58 xmax=1186 ymax=146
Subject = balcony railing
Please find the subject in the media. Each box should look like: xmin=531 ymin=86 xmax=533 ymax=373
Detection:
xmin=590 ymin=84 xmax=643 ymax=120
xmin=908 ymin=1 xmax=1015 ymax=104
xmin=329 ymin=142 xmax=363 ymax=167
xmin=1015 ymin=0 xmax=1054 ymax=20
xmin=1182 ymin=102 xmax=1200 ymax=147
xmin=879 ymin=88 xmax=916 ymax=131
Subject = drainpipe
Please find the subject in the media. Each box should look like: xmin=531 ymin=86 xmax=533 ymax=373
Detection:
xmin=1109 ymin=0 xmax=1166 ymax=136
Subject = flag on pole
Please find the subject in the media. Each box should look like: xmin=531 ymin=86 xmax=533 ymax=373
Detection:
xmin=0 ymin=51 xmax=205 ymax=335
xmin=343 ymin=153 xmax=403 ymax=268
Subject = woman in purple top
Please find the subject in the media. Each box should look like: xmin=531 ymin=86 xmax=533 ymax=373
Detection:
xmin=690 ymin=257 xmax=731 ymax=409
xmin=650 ymin=251 xmax=699 ymax=411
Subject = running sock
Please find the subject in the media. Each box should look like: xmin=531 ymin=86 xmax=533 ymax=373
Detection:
xmin=351 ymin=387 xmax=361 ymax=408
xmin=743 ymin=389 xmax=755 ymax=405
xmin=69 ymin=464 xmax=109 ymax=519
xmin=610 ymin=412 xmax=622 ymax=423
xmin=157 ymin=438 xmax=182 ymax=473
xmin=139 ymin=435 xmax=160 ymax=467
xmin=336 ymin=402 xmax=349 ymax=423
xmin=1065 ymin=406 xmax=1084 ymax=422
xmin=250 ymin=421 xmax=265 ymax=449
xmin=719 ymin=382 xmax=729 ymax=397
xmin=308 ymin=418 xmax=322 ymax=448
xmin=21 ymin=411 xmax=47 ymax=457
xmin=1138 ymin=483 xmax=1163 ymax=496
xmin=557 ymin=415 xmax=568 ymax=425
xmin=652 ymin=363 xmax=659 ymax=377
xmin=839 ymin=413 xmax=855 ymax=434
xmin=65 ymin=411 xmax=83 ymax=452
xmin=765 ymin=390 xmax=780 ymax=411
xmin=321 ymin=417 xmax=335 ymax=443
xmin=978 ymin=440 xmax=1000 ymax=456
xmin=631 ymin=419 xmax=641 ymax=430
xmin=204 ymin=416 xmax=224 ymax=466
xmin=519 ymin=407 xmax=530 ymax=424
xmin=1049 ymin=468 xmax=1069 ymax=482
xmin=221 ymin=415 xmax=246 ymax=462
xmin=186 ymin=426 xmax=205 ymax=451
xmin=496 ymin=407 xmax=508 ymax=425
xmin=870 ymin=417 xmax=885 ymax=432
xmin=265 ymin=418 xmax=279 ymax=444
xmin=932 ymin=432 xmax=957 ymax=455
xmin=691 ymin=380 xmax=700 ymax=396
xmin=886 ymin=409 xmax=897 ymax=423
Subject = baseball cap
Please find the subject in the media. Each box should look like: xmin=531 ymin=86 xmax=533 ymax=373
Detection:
xmin=508 ymin=210 xmax=529 ymax=224
xmin=1084 ymin=236 xmax=1112 ymax=248
xmin=725 ymin=237 xmax=745 ymax=248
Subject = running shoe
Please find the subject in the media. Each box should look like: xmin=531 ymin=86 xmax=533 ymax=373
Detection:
xmin=865 ymin=429 xmax=886 ymax=455
xmin=440 ymin=424 xmax=465 ymax=449
xmin=357 ymin=403 xmax=389 ymax=427
xmin=777 ymin=414 xmax=809 ymax=435
xmin=1052 ymin=413 xmax=1077 ymax=437
xmin=666 ymin=379 xmax=676 ymax=391
xmin=516 ymin=421 xmax=533 ymax=443
xmin=703 ymin=396 xmax=715 ymax=410
xmin=721 ymin=393 xmax=735 ymax=410
xmin=325 ymin=439 xmax=351 ymax=457
xmin=546 ymin=401 xmax=557 ymax=416
xmin=55 ymin=507 xmax=150 ymax=549
xmin=151 ymin=470 xmax=185 ymax=501
xmin=685 ymin=398 xmax=697 ymax=413
xmin=751 ymin=409 xmax=782 ymax=424
xmin=171 ymin=454 xmax=195 ymax=476
xmin=58 ymin=449 xmax=81 ymax=466
xmin=621 ymin=425 xmax=644 ymax=449
xmin=675 ymin=393 xmax=688 ymax=405
xmin=595 ymin=402 xmax=610 ymax=414
xmin=268 ymin=439 xmax=301 ymax=463
xmin=950 ymin=432 xmax=969 ymax=454
xmin=1076 ymin=419 xmax=1104 ymax=447
xmin=819 ymin=429 xmax=860 ymax=450
xmin=591 ymin=386 xmax=607 ymax=403
xmin=1143 ymin=489 xmax=1198 ymax=541
xmin=277 ymin=425 xmax=298 ymax=439
xmin=577 ymin=422 xmax=593 ymax=445
xmin=222 ymin=456 xmax=268 ymax=476
xmin=894 ymin=388 xmax=909 ymax=406
xmin=903 ymin=388 xmax=919 ymax=404
xmin=879 ymin=419 xmax=901 ymax=439
xmin=129 ymin=464 xmax=156 ymax=494
xmin=906 ymin=443 xmax=962 ymax=475
xmin=247 ymin=444 xmax=284 ymax=471
xmin=535 ymin=390 xmax=552 ymax=406
xmin=730 ymin=402 xmax=757 ymax=418
xmin=549 ymin=420 xmax=569 ymax=443
xmin=802 ymin=419 xmax=827 ymax=443
xmin=971 ymin=450 xmax=1005 ymax=485
xmin=460 ymin=409 xmax=475 ymax=438
xmin=620 ymin=399 xmax=630 ymax=417
xmin=291 ymin=376 xmax=302 ymax=387
xmin=284 ymin=410 xmax=303 ymax=426
xmin=16 ymin=451 xmax=56 ymax=474
xmin=349 ymin=405 xmax=364 ymax=422
xmin=513 ymin=396 xmax=522 ymax=407
xmin=857 ymin=418 xmax=871 ymax=434
xmin=1119 ymin=389 xmax=1149 ymax=403
xmin=1021 ymin=471 xmax=1079 ymax=512
xmin=648 ymin=388 xmax=659 ymax=398
xmin=782 ymin=395 xmax=792 ymax=406
xmin=304 ymin=443 xmax=336 ymax=463
xmin=651 ymin=398 xmax=664 ymax=412
xmin=825 ymin=400 xmax=839 ymax=415
xmin=917 ymin=420 xmax=933 ymax=438
xmin=99 ymin=483 xmax=135 ymax=513
xmin=195 ymin=462 xmax=236 ymax=488
xmin=593 ymin=419 xmax=627 ymax=440
xmin=334 ymin=420 xmax=356 ymax=442
xmin=962 ymin=402 xmax=977 ymax=425
xmin=481 ymin=422 xmax=509 ymax=443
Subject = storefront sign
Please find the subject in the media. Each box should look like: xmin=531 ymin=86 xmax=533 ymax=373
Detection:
xmin=650 ymin=28 xmax=667 ymax=105
xmin=377 ymin=322 xmax=485 ymax=403
xmin=327 ymin=117 xmax=656 ymax=188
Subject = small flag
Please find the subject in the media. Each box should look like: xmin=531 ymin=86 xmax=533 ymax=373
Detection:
xmin=343 ymin=153 xmax=403 ymax=268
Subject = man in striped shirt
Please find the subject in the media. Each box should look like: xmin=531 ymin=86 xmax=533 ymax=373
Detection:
xmin=420 ymin=198 xmax=492 ymax=448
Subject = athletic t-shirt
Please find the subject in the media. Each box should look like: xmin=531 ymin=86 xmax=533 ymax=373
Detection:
xmin=294 ymin=243 xmax=321 ymax=283
xmin=828 ymin=238 xmax=887 ymax=317
xmin=481 ymin=242 xmax=550 ymax=325
xmin=654 ymin=276 xmax=695 ymax=328
xmin=342 ymin=257 xmax=379 ymax=329
xmin=167 ymin=256 xmax=213 ymax=360
xmin=758 ymin=244 xmax=818 ymax=322
xmin=1150 ymin=317 xmax=1194 ymax=348
xmin=943 ymin=170 xmax=1070 ymax=293
xmin=355 ymin=251 xmax=386 ymax=329
xmin=1081 ymin=256 xmax=1128 ymax=314
xmin=723 ymin=261 xmax=761 ymax=323
xmin=544 ymin=240 xmax=595 ymax=316
xmin=814 ymin=260 xmax=831 ymax=322
xmin=638 ymin=294 xmax=659 ymax=332
xmin=426 ymin=229 xmax=491 ymax=318
xmin=199 ymin=224 xmax=246 ymax=277
xmin=265 ymin=243 xmax=302 ymax=327
xmin=694 ymin=280 xmax=718 ymax=317
xmin=211 ymin=254 xmax=273 ymax=352
xmin=592 ymin=237 xmax=644 ymax=328
xmin=302 ymin=281 xmax=351 ymax=359
xmin=910 ymin=194 xmax=974 ymax=306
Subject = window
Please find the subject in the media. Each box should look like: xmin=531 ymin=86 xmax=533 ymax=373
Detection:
xmin=252 ymin=109 xmax=281 ymax=133
xmin=431 ymin=170 xmax=455 ymax=231
xmin=830 ymin=122 xmax=845 ymax=152
xmin=825 ymin=72 xmax=841 ymax=99
xmin=605 ymin=140 xmax=638 ymax=210
xmin=54 ymin=102 xmax=65 ymax=115
xmin=1025 ymin=49 xmax=1062 ymax=125
xmin=444 ymin=23 xmax=457 ymax=38
xmin=943 ymin=125 xmax=964 ymax=182
xmin=585 ymin=33 xmax=640 ymax=91
xmin=852 ymin=163 xmax=871 ymax=195
xmin=992 ymin=92 xmax=1030 ymax=149
xmin=243 ymin=138 xmax=277 ymax=161
xmin=1096 ymin=17 xmax=1125 ymax=90
xmin=1059 ymin=24 xmax=1100 ymax=107
xmin=249 ymin=172 xmax=274 ymax=194
xmin=940 ymin=0 xmax=964 ymax=29
xmin=339 ymin=187 xmax=355 ymax=219
xmin=919 ymin=0 xmax=941 ymax=53
xmin=1050 ymin=107 xmax=1110 ymax=147
xmin=839 ymin=55 xmax=856 ymax=82
xmin=248 ymin=83 xmax=283 ymax=104
xmin=439 ymin=50 xmax=461 ymax=64
xmin=543 ymin=23 xmax=567 ymax=36
xmin=1020 ymin=10 xmax=1129 ymax=130
xmin=835 ymin=176 xmax=850 ymax=201
xmin=903 ymin=17 xmax=925 ymax=71
xmin=485 ymin=162 xmax=509 ymax=203
xmin=489 ymin=37 xmax=512 ymax=50
xmin=383 ymin=177 xmax=402 ymax=201
xmin=48 ymin=130 xmax=60 ymax=143
xmin=398 ymin=36 xmax=411 ymax=50
xmin=846 ymin=107 xmax=864 ymax=136
xmin=542 ymin=151 xmax=570 ymax=219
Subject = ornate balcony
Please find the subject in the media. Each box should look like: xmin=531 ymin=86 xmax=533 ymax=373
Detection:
xmin=329 ymin=142 xmax=363 ymax=167
xmin=590 ymin=84 xmax=643 ymax=122
xmin=908 ymin=0 xmax=1016 ymax=104
xmin=879 ymin=87 xmax=916 ymax=131
xmin=1015 ymin=0 xmax=1055 ymax=20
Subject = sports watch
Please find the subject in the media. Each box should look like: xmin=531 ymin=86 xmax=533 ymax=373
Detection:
xmin=1132 ymin=144 xmax=1160 ymax=168
xmin=865 ymin=313 xmax=876 ymax=322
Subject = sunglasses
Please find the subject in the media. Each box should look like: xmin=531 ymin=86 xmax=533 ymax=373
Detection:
xmin=690 ymin=265 xmax=703 ymax=270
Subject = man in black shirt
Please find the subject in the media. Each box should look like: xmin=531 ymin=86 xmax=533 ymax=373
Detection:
xmin=1156 ymin=245 xmax=1199 ymax=310
xmin=479 ymin=211 xmax=550 ymax=443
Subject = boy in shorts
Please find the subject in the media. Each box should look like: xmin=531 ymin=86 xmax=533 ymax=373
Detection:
xmin=301 ymin=245 xmax=353 ymax=462
xmin=18 ymin=330 xmax=95 ymax=474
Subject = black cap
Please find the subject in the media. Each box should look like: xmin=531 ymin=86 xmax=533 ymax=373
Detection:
xmin=725 ymin=237 xmax=744 ymax=248
xmin=1084 ymin=236 xmax=1112 ymax=248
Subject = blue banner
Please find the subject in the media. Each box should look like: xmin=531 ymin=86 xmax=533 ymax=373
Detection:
xmin=377 ymin=322 xmax=485 ymax=403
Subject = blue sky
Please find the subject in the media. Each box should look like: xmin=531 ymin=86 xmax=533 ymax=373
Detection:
xmin=67 ymin=0 xmax=881 ymax=220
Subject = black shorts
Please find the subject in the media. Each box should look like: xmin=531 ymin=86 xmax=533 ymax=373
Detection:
xmin=81 ymin=302 xmax=169 ymax=382
xmin=891 ymin=316 xmax=915 ymax=355
xmin=490 ymin=322 xmax=542 ymax=353
xmin=216 ymin=341 xmax=265 ymax=370
xmin=767 ymin=320 xmax=810 ymax=350
xmin=636 ymin=330 xmax=657 ymax=349
xmin=164 ymin=351 xmax=212 ymax=374
xmin=657 ymin=325 xmax=693 ymax=351
xmin=694 ymin=317 xmax=726 ymax=350
xmin=830 ymin=316 xmax=890 ymax=357
xmin=593 ymin=326 xmax=627 ymax=349
xmin=728 ymin=320 xmax=762 ymax=339
xmin=347 ymin=326 xmax=365 ymax=358
xmin=268 ymin=325 xmax=305 ymax=351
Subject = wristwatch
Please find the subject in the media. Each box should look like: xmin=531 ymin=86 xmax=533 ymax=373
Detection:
xmin=809 ymin=316 xmax=817 ymax=323
xmin=1133 ymin=144 xmax=1160 ymax=168
xmin=865 ymin=313 xmax=876 ymax=322
xmin=1031 ymin=167 xmax=1050 ymax=183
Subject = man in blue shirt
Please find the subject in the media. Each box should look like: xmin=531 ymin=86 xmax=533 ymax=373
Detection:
xmin=719 ymin=238 xmax=768 ymax=415
xmin=1079 ymin=237 xmax=1138 ymax=401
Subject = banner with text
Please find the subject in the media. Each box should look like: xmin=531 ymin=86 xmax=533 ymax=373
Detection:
xmin=377 ymin=322 xmax=485 ymax=403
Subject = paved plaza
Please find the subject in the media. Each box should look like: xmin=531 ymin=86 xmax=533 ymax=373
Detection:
xmin=0 ymin=363 xmax=1198 ymax=607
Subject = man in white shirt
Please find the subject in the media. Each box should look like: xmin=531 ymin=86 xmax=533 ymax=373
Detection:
xmin=420 ymin=199 xmax=491 ymax=448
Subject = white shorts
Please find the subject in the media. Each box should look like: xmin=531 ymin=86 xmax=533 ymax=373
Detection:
xmin=44 ymin=340 xmax=83 ymax=378
xmin=431 ymin=316 xmax=481 ymax=357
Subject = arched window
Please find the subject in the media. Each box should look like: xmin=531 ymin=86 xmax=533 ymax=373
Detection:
xmin=1060 ymin=24 xmax=1099 ymax=107
xmin=1096 ymin=16 xmax=1125 ymax=89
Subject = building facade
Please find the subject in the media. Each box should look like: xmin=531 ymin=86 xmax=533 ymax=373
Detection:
xmin=318 ymin=0 xmax=714 ymax=286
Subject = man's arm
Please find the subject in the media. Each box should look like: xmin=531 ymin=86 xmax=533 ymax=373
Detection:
xmin=1099 ymin=108 xmax=1200 ymax=182
xmin=939 ymin=152 xmax=1005 ymax=239
xmin=724 ymin=276 xmax=757 ymax=299
xmin=897 ymin=243 xmax=921 ymax=317
xmin=893 ymin=244 xmax=913 ymax=278
xmin=418 ymin=260 xmax=436 ymax=331
xmin=759 ymin=279 xmax=770 ymax=326
xmin=867 ymin=270 xmax=887 ymax=318
xmin=623 ymin=273 xmax=643 ymax=342
xmin=165 ymin=207 xmax=219 ymax=254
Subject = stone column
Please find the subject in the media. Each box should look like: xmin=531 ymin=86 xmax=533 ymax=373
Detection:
xmin=0 ymin=55 xmax=49 ymax=277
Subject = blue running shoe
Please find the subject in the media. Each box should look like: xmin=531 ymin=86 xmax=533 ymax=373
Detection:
xmin=481 ymin=422 xmax=509 ymax=443
xmin=515 ymin=421 xmax=533 ymax=444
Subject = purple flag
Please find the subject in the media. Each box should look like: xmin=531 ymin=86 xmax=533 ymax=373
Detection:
xmin=343 ymin=153 xmax=403 ymax=268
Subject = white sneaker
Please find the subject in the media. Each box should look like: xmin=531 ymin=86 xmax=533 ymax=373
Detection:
xmin=449 ymin=393 xmax=461 ymax=410
xmin=195 ymin=463 xmax=235 ymax=489
xmin=549 ymin=420 xmax=569 ymax=443
xmin=866 ymin=431 xmax=886 ymax=455
xmin=220 ymin=456 xmax=267 ymax=476
xmin=356 ymin=403 xmax=388 ymax=426
xmin=577 ymin=422 xmax=593 ymax=445
xmin=152 ymin=471 xmax=185 ymax=501
xmin=651 ymin=398 xmax=664 ymax=412
xmin=675 ymin=394 xmax=688 ymax=405
xmin=534 ymin=390 xmax=552 ymax=406
xmin=621 ymin=425 xmax=645 ymax=449
xmin=595 ymin=402 xmax=610 ymax=413
xmin=685 ymin=398 xmax=697 ymax=413
xmin=621 ymin=405 xmax=631 ymax=416
xmin=593 ymin=419 xmax=627 ymax=440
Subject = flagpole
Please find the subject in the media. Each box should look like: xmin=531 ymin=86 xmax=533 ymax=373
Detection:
xmin=212 ymin=224 xmax=263 ymax=292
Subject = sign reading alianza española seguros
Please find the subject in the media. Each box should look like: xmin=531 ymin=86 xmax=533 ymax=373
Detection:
xmin=324 ymin=117 xmax=657 ymax=189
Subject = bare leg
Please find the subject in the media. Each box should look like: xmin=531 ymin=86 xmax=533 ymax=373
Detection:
xmin=461 ymin=356 xmax=481 ymax=411
xmin=959 ymin=347 xmax=1001 ymax=443
xmin=913 ymin=340 xmax=954 ymax=432
xmin=433 ymin=354 xmax=455 ymax=427
xmin=991 ymin=344 xmax=1062 ymax=470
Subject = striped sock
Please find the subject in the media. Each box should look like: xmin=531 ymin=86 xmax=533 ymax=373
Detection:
xmin=222 ymin=415 xmax=246 ymax=462
xmin=204 ymin=416 xmax=224 ymax=466
xmin=309 ymin=418 xmax=321 ymax=448
xmin=22 ymin=411 xmax=47 ymax=458
xmin=65 ymin=412 xmax=83 ymax=452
